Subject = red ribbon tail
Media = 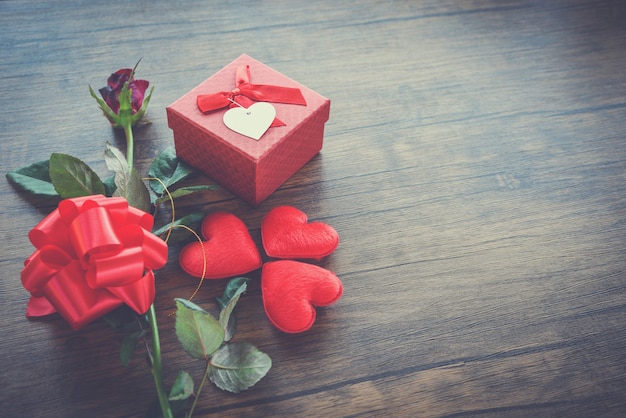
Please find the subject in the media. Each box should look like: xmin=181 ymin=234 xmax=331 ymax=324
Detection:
xmin=108 ymin=269 xmax=156 ymax=315
xmin=26 ymin=296 xmax=57 ymax=317
xmin=271 ymin=118 xmax=286 ymax=127
xmin=240 ymin=84 xmax=307 ymax=106
xmin=197 ymin=92 xmax=232 ymax=113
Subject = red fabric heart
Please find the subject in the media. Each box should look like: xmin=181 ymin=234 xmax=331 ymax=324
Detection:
xmin=261 ymin=206 xmax=339 ymax=259
xmin=262 ymin=260 xmax=343 ymax=333
xmin=179 ymin=212 xmax=262 ymax=279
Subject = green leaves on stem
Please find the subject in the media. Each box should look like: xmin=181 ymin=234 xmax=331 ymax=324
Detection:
xmin=104 ymin=143 xmax=150 ymax=212
xmin=175 ymin=298 xmax=225 ymax=360
xmin=49 ymin=153 xmax=106 ymax=198
xmin=6 ymin=64 xmax=268 ymax=418
xmin=121 ymin=279 xmax=270 ymax=416
xmin=6 ymin=146 xmax=213 ymax=216
xmin=6 ymin=159 xmax=68 ymax=198
xmin=148 ymin=146 xmax=195 ymax=196
xmin=209 ymin=342 xmax=272 ymax=393
xmin=148 ymin=146 xmax=217 ymax=206
xmin=174 ymin=278 xmax=271 ymax=397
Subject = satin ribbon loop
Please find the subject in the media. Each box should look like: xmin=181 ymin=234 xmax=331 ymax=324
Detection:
xmin=28 ymin=210 xmax=72 ymax=253
xmin=20 ymin=195 xmax=169 ymax=330
xmin=196 ymin=64 xmax=307 ymax=128
xmin=70 ymin=206 xmax=122 ymax=267
xmin=43 ymin=261 xmax=122 ymax=330
xmin=85 ymin=196 xmax=131 ymax=226
xmin=126 ymin=205 xmax=155 ymax=231
xmin=58 ymin=194 xmax=107 ymax=220
xmin=141 ymin=228 xmax=170 ymax=269
xmin=86 ymin=247 xmax=145 ymax=289
xmin=236 ymin=64 xmax=250 ymax=86
xmin=21 ymin=246 xmax=73 ymax=294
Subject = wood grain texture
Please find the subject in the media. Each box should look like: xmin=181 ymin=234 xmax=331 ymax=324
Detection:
xmin=2 ymin=0 xmax=626 ymax=416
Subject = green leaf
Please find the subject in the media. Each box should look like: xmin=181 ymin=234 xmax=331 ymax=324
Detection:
xmin=152 ymin=211 xmax=205 ymax=243
xmin=103 ymin=175 xmax=116 ymax=196
xmin=104 ymin=143 xmax=129 ymax=181
xmin=123 ymin=167 xmax=151 ymax=212
xmin=101 ymin=304 xmax=145 ymax=331
xmin=175 ymin=298 xmax=224 ymax=360
xmin=218 ymin=278 xmax=248 ymax=342
xmin=49 ymin=153 xmax=105 ymax=198
xmin=116 ymin=82 xmax=134 ymax=128
xmin=6 ymin=159 xmax=59 ymax=197
xmin=168 ymin=370 xmax=194 ymax=401
xmin=120 ymin=329 xmax=146 ymax=367
xmin=104 ymin=144 xmax=151 ymax=212
xmin=209 ymin=342 xmax=272 ymax=393
xmin=166 ymin=370 xmax=194 ymax=417
xmin=148 ymin=147 xmax=195 ymax=195
xmin=216 ymin=277 xmax=250 ymax=309
xmin=154 ymin=185 xmax=218 ymax=206
xmin=89 ymin=85 xmax=120 ymax=126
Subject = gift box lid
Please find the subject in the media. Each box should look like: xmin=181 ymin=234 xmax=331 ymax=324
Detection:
xmin=166 ymin=54 xmax=330 ymax=161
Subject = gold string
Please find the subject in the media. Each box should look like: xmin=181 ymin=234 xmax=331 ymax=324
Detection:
xmin=167 ymin=224 xmax=207 ymax=302
xmin=144 ymin=177 xmax=208 ymax=314
xmin=145 ymin=177 xmax=176 ymax=244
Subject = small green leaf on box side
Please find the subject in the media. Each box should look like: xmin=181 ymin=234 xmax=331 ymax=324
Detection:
xmin=154 ymin=185 xmax=218 ymax=206
xmin=148 ymin=147 xmax=195 ymax=194
xmin=152 ymin=211 xmax=205 ymax=243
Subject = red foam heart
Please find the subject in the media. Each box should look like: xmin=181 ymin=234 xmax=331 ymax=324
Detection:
xmin=262 ymin=260 xmax=343 ymax=333
xmin=179 ymin=212 xmax=262 ymax=279
xmin=261 ymin=206 xmax=339 ymax=259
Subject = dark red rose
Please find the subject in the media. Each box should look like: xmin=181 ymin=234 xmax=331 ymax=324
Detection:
xmin=99 ymin=68 xmax=149 ymax=115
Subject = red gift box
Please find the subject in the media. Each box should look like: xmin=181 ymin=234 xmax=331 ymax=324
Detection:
xmin=166 ymin=54 xmax=330 ymax=205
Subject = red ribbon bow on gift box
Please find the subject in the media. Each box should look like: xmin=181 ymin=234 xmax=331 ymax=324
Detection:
xmin=196 ymin=64 xmax=307 ymax=127
xmin=21 ymin=195 xmax=168 ymax=330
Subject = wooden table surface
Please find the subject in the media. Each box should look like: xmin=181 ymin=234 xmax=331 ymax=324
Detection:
xmin=2 ymin=0 xmax=626 ymax=417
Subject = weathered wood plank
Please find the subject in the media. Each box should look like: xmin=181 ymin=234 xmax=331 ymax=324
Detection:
xmin=2 ymin=0 xmax=626 ymax=416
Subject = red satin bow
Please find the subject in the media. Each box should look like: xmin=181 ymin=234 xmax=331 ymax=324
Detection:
xmin=196 ymin=64 xmax=307 ymax=127
xmin=21 ymin=195 xmax=168 ymax=330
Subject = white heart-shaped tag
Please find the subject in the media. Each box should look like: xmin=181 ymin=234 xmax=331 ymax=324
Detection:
xmin=223 ymin=102 xmax=276 ymax=140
